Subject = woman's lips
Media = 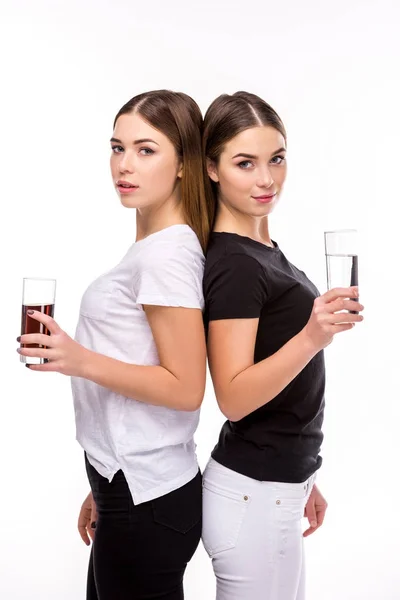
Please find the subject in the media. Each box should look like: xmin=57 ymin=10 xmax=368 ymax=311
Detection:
xmin=116 ymin=183 xmax=139 ymax=194
xmin=252 ymin=193 xmax=276 ymax=204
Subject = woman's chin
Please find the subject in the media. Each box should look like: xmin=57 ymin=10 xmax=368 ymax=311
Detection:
xmin=249 ymin=203 xmax=277 ymax=218
xmin=119 ymin=196 xmax=142 ymax=209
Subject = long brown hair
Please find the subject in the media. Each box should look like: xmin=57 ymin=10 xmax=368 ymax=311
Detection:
xmin=203 ymin=91 xmax=287 ymax=206
xmin=114 ymin=90 xmax=214 ymax=253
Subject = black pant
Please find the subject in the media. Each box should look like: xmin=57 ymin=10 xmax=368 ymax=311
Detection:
xmin=85 ymin=456 xmax=202 ymax=600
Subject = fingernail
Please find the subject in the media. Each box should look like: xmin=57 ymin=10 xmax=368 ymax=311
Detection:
xmin=91 ymin=521 xmax=96 ymax=529
xmin=17 ymin=336 xmax=21 ymax=342
xmin=25 ymin=364 xmax=31 ymax=369
xmin=27 ymin=310 xmax=34 ymax=315
xmin=311 ymin=521 xmax=317 ymax=527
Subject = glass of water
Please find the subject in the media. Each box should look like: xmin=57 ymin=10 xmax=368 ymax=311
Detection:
xmin=324 ymin=229 xmax=358 ymax=313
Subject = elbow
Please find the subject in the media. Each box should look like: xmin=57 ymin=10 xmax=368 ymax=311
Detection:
xmin=221 ymin=410 xmax=243 ymax=423
xmin=190 ymin=393 xmax=204 ymax=412
xmin=216 ymin=395 xmax=244 ymax=423
xmin=183 ymin=393 xmax=203 ymax=412
xmin=179 ymin=384 xmax=205 ymax=412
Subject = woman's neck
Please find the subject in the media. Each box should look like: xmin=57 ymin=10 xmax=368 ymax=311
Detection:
xmin=213 ymin=205 xmax=273 ymax=248
xmin=135 ymin=197 xmax=186 ymax=242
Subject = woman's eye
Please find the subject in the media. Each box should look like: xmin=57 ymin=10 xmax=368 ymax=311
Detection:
xmin=270 ymin=155 xmax=285 ymax=165
xmin=139 ymin=147 xmax=155 ymax=156
xmin=238 ymin=160 xmax=253 ymax=169
xmin=111 ymin=145 xmax=124 ymax=154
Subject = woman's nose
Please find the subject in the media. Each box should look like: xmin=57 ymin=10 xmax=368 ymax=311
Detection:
xmin=256 ymin=167 xmax=274 ymax=189
xmin=118 ymin=152 xmax=134 ymax=174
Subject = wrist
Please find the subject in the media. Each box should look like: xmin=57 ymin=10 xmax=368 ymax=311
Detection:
xmin=297 ymin=328 xmax=320 ymax=358
xmin=78 ymin=347 xmax=98 ymax=380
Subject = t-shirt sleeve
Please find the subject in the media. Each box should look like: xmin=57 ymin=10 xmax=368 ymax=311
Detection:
xmin=135 ymin=245 xmax=205 ymax=310
xmin=205 ymin=253 xmax=269 ymax=321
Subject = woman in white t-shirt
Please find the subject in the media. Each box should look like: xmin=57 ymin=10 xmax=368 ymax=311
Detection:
xmin=17 ymin=90 xmax=214 ymax=600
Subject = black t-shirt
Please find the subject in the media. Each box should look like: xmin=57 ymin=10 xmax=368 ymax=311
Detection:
xmin=203 ymin=232 xmax=325 ymax=483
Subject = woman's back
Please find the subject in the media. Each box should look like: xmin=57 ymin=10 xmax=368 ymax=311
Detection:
xmin=73 ymin=223 xmax=205 ymax=504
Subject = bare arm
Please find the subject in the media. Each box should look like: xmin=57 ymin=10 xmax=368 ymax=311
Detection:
xmin=82 ymin=305 xmax=207 ymax=411
xmin=208 ymin=320 xmax=317 ymax=421
xmin=208 ymin=287 xmax=363 ymax=422
xmin=20 ymin=306 xmax=207 ymax=412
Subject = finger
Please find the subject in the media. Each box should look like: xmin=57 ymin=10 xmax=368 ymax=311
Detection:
xmin=316 ymin=505 xmax=327 ymax=527
xmin=88 ymin=521 xmax=96 ymax=542
xmin=89 ymin=503 xmax=97 ymax=542
xmin=91 ymin=503 xmax=98 ymax=524
xmin=319 ymin=287 xmax=359 ymax=304
xmin=331 ymin=323 xmax=356 ymax=334
xmin=78 ymin=525 xmax=90 ymax=546
xmin=89 ymin=513 xmax=97 ymax=542
xmin=24 ymin=310 xmax=61 ymax=335
xmin=25 ymin=362 xmax=58 ymax=372
xmin=304 ymin=503 xmax=327 ymax=537
xmin=77 ymin=516 xmax=91 ymax=546
xmin=19 ymin=334 xmax=53 ymax=346
xmin=305 ymin=504 xmax=318 ymax=530
xmin=304 ymin=517 xmax=323 ymax=537
xmin=327 ymin=313 xmax=364 ymax=324
xmin=17 ymin=347 xmax=55 ymax=359
xmin=303 ymin=525 xmax=317 ymax=538
xmin=88 ymin=524 xmax=96 ymax=542
xmin=78 ymin=504 xmax=92 ymax=546
xmin=324 ymin=299 xmax=364 ymax=314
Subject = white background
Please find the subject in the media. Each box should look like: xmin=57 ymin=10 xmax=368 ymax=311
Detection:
xmin=0 ymin=1 xmax=399 ymax=598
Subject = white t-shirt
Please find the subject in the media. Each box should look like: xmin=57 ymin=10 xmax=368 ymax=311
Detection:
xmin=71 ymin=224 xmax=205 ymax=504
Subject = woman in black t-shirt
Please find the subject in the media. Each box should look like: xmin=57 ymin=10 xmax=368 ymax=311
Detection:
xmin=201 ymin=92 xmax=364 ymax=600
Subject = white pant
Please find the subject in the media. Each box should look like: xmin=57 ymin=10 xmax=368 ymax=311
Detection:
xmin=202 ymin=458 xmax=316 ymax=600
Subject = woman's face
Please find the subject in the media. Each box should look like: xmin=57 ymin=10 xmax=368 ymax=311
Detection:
xmin=207 ymin=125 xmax=287 ymax=218
xmin=110 ymin=113 xmax=182 ymax=210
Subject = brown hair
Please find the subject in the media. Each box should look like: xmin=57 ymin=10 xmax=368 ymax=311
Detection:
xmin=114 ymin=90 xmax=214 ymax=253
xmin=203 ymin=91 xmax=287 ymax=204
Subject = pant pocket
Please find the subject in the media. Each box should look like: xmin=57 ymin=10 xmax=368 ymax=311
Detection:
xmin=202 ymin=478 xmax=251 ymax=557
xmin=151 ymin=471 xmax=202 ymax=534
xmin=274 ymin=480 xmax=313 ymax=525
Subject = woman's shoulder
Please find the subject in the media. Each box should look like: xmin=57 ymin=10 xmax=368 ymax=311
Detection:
xmin=136 ymin=225 xmax=204 ymax=274
xmin=205 ymin=232 xmax=265 ymax=271
xmin=203 ymin=233 xmax=270 ymax=304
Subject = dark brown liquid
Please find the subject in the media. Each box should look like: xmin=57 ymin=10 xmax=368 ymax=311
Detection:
xmin=349 ymin=255 xmax=359 ymax=314
xmin=20 ymin=304 xmax=55 ymax=351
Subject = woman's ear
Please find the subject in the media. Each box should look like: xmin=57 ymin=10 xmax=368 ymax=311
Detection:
xmin=207 ymin=158 xmax=219 ymax=183
xmin=177 ymin=162 xmax=183 ymax=179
